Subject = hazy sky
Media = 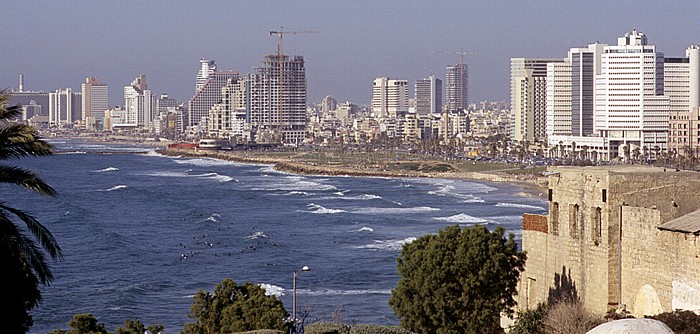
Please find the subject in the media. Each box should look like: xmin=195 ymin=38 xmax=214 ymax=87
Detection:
xmin=2 ymin=1 xmax=700 ymax=107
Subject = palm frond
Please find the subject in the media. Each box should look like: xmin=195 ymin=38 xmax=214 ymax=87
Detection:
xmin=0 ymin=203 xmax=63 ymax=260
xmin=0 ymin=216 xmax=53 ymax=285
xmin=0 ymin=124 xmax=53 ymax=160
xmin=0 ymin=166 xmax=56 ymax=196
xmin=0 ymin=89 xmax=22 ymax=122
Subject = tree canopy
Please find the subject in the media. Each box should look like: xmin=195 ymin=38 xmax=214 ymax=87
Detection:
xmin=389 ymin=225 xmax=526 ymax=334
xmin=183 ymin=278 xmax=290 ymax=334
xmin=0 ymin=89 xmax=62 ymax=333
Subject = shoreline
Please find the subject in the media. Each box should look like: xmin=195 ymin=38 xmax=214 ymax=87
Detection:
xmin=157 ymin=147 xmax=547 ymax=199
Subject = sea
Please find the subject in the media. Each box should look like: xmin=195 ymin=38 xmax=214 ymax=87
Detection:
xmin=12 ymin=139 xmax=547 ymax=333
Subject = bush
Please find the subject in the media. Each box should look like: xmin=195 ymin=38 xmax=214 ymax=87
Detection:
xmin=542 ymin=300 xmax=602 ymax=334
xmin=304 ymin=322 xmax=350 ymax=334
xmin=648 ymin=310 xmax=700 ymax=334
xmin=509 ymin=303 xmax=547 ymax=334
xmin=349 ymin=324 xmax=415 ymax=334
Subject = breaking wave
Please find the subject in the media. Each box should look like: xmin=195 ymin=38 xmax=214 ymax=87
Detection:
xmin=300 ymin=288 xmax=392 ymax=296
xmin=433 ymin=213 xmax=488 ymax=224
xmin=351 ymin=206 xmax=439 ymax=214
xmin=95 ymin=167 xmax=119 ymax=172
xmin=300 ymin=203 xmax=346 ymax=214
xmin=350 ymin=227 xmax=374 ymax=233
xmin=145 ymin=171 xmax=234 ymax=183
xmin=353 ymin=237 xmax=416 ymax=251
xmin=99 ymin=185 xmax=127 ymax=192
xmin=495 ymin=203 xmax=547 ymax=211
xmin=246 ymin=231 xmax=267 ymax=240
xmin=260 ymin=283 xmax=285 ymax=297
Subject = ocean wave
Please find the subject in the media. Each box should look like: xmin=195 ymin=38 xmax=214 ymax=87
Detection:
xmin=252 ymin=175 xmax=337 ymax=192
xmin=99 ymin=185 xmax=128 ymax=192
xmin=433 ymin=213 xmax=488 ymax=224
xmin=283 ymin=191 xmax=315 ymax=196
xmin=246 ymin=231 xmax=267 ymax=240
xmin=300 ymin=203 xmax=346 ymax=214
xmin=174 ymin=157 xmax=243 ymax=167
xmin=353 ymin=237 xmax=416 ymax=251
xmin=95 ymin=167 xmax=119 ymax=172
xmin=351 ymin=206 xmax=439 ymax=214
xmin=300 ymin=288 xmax=392 ymax=296
xmin=495 ymin=203 xmax=547 ymax=211
xmin=334 ymin=190 xmax=350 ymax=196
xmin=428 ymin=184 xmax=486 ymax=203
xmin=145 ymin=171 xmax=234 ymax=182
xmin=350 ymin=226 xmax=374 ymax=232
xmin=203 ymin=213 xmax=220 ymax=223
xmin=260 ymin=283 xmax=285 ymax=297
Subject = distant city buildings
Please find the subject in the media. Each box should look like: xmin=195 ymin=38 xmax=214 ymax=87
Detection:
xmin=415 ymin=75 xmax=442 ymax=115
xmin=81 ymin=77 xmax=108 ymax=130
xmin=445 ymin=64 xmax=468 ymax=112
xmin=48 ymin=88 xmax=80 ymax=127
xmin=187 ymin=59 xmax=239 ymax=130
xmin=372 ymin=77 xmax=408 ymax=118
xmin=123 ymin=74 xmax=156 ymax=128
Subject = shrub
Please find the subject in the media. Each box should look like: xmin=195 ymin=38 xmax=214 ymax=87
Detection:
xmin=542 ymin=300 xmax=602 ymax=334
xmin=349 ymin=324 xmax=415 ymax=334
xmin=648 ymin=310 xmax=700 ymax=334
xmin=304 ymin=322 xmax=350 ymax=334
xmin=509 ymin=303 xmax=547 ymax=334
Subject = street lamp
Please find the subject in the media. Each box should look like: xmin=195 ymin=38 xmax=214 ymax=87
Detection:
xmin=292 ymin=265 xmax=310 ymax=334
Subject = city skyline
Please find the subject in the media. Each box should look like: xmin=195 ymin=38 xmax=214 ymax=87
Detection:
xmin=2 ymin=1 xmax=700 ymax=107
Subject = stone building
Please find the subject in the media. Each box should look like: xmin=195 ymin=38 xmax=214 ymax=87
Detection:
xmin=519 ymin=166 xmax=700 ymax=317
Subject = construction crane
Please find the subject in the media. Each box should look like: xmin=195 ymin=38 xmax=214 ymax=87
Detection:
xmin=268 ymin=27 xmax=318 ymax=144
xmin=432 ymin=49 xmax=476 ymax=111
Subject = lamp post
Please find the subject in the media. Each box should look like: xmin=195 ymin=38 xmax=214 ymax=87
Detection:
xmin=292 ymin=265 xmax=310 ymax=334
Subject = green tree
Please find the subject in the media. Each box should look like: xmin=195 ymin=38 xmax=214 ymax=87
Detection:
xmin=389 ymin=225 xmax=526 ymax=334
xmin=0 ymin=89 xmax=62 ymax=333
xmin=115 ymin=319 xmax=165 ymax=334
xmin=47 ymin=313 xmax=108 ymax=334
xmin=183 ymin=278 xmax=289 ymax=334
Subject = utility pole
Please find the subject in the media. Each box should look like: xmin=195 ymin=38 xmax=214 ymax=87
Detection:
xmin=268 ymin=27 xmax=318 ymax=144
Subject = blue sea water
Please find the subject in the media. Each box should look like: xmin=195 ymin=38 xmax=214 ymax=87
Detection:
xmin=11 ymin=140 xmax=548 ymax=333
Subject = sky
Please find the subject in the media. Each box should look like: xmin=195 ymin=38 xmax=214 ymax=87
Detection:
xmin=2 ymin=1 xmax=700 ymax=107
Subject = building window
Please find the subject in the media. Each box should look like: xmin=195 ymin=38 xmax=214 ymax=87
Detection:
xmin=569 ymin=204 xmax=579 ymax=239
xmin=602 ymin=189 xmax=607 ymax=203
xmin=593 ymin=207 xmax=602 ymax=245
xmin=551 ymin=202 xmax=559 ymax=235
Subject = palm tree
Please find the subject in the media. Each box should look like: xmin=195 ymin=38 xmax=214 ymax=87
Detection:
xmin=0 ymin=90 xmax=62 ymax=332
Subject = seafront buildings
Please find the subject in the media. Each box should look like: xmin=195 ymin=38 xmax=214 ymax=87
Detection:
xmin=81 ymin=77 xmax=108 ymax=130
xmin=187 ymin=59 xmax=239 ymax=132
xmin=445 ymin=64 xmax=468 ymax=112
xmin=372 ymin=77 xmax=409 ymax=118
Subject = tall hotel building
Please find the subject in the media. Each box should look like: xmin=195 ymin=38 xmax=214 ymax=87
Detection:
xmin=188 ymin=59 xmax=239 ymax=128
xmin=415 ymin=75 xmax=442 ymax=115
xmin=510 ymin=58 xmax=564 ymax=142
xmin=372 ymin=77 xmax=408 ymax=118
xmin=48 ymin=88 xmax=81 ymax=127
xmin=248 ymin=54 xmax=307 ymax=144
xmin=124 ymin=74 xmax=156 ymax=127
xmin=81 ymin=77 xmax=108 ymax=129
xmin=445 ymin=64 xmax=468 ymax=112
xmin=666 ymin=46 xmax=700 ymax=155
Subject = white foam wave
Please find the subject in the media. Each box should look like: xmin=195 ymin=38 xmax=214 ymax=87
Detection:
xmin=495 ymin=203 xmax=547 ymax=211
xmin=174 ymin=157 xmax=242 ymax=167
xmin=428 ymin=184 xmax=485 ymax=203
xmin=351 ymin=206 xmax=439 ymax=214
xmin=260 ymin=283 xmax=285 ymax=297
xmin=252 ymin=175 xmax=337 ymax=192
xmin=353 ymin=237 xmax=416 ymax=251
xmin=300 ymin=203 xmax=346 ymax=214
xmin=433 ymin=213 xmax=488 ymax=224
xmin=246 ymin=231 xmax=267 ymax=240
xmin=301 ymin=288 xmax=392 ymax=296
xmin=351 ymin=227 xmax=374 ymax=233
xmin=284 ymin=191 xmax=315 ymax=196
xmin=205 ymin=213 xmax=220 ymax=222
xmin=334 ymin=190 xmax=350 ymax=196
xmin=144 ymin=171 xmax=234 ymax=182
xmin=99 ymin=185 xmax=127 ymax=192
xmin=95 ymin=167 xmax=119 ymax=172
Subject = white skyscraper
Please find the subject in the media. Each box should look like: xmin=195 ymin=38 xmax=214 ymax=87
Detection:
xmin=188 ymin=59 xmax=238 ymax=129
xmin=372 ymin=77 xmax=408 ymax=118
xmin=124 ymin=74 xmax=156 ymax=128
xmin=49 ymin=88 xmax=80 ymax=127
xmin=594 ymin=29 xmax=669 ymax=155
xmin=415 ymin=75 xmax=442 ymax=115
xmin=511 ymin=58 xmax=564 ymax=142
xmin=196 ymin=59 xmax=217 ymax=92
xmin=81 ymin=77 xmax=108 ymax=129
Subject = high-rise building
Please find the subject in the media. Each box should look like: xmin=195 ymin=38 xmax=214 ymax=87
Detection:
xmin=511 ymin=58 xmax=565 ymax=142
xmin=372 ymin=77 xmax=408 ymax=118
xmin=594 ymin=29 xmax=669 ymax=155
xmin=667 ymin=45 xmax=700 ymax=155
xmin=415 ymin=75 xmax=442 ymax=115
xmin=321 ymin=96 xmax=337 ymax=113
xmin=188 ymin=59 xmax=238 ymax=129
xmin=49 ymin=88 xmax=80 ymax=127
xmin=81 ymin=77 xmax=109 ymax=129
xmin=445 ymin=64 xmax=468 ymax=112
xmin=248 ymin=54 xmax=307 ymax=144
xmin=124 ymin=74 xmax=156 ymax=128
xmin=208 ymin=77 xmax=248 ymax=140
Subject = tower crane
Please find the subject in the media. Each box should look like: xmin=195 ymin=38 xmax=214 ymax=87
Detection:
xmin=267 ymin=27 xmax=318 ymax=144
xmin=432 ymin=49 xmax=476 ymax=111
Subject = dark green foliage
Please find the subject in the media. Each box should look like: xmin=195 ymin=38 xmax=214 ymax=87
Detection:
xmin=0 ymin=90 xmax=62 ymax=333
xmin=115 ymin=319 xmax=164 ymax=334
xmin=648 ymin=310 xmax=700 ymax=334
xmin=389 ymin=225 xmax=526 ymax=334
xmin=47 ymin=313 xmax=108 ymax=334
xmin=509 ymin=303 xmax=547 ymax=334
xmin=232 ymin=330 xmax=285 ymax=334
xmin=349 ymin=324 xmax=416 ymax=334
xmin=182 ymin=278 xmax=289 ymax=334
xmin=304 ymin=322 xmax=350 ymax=334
